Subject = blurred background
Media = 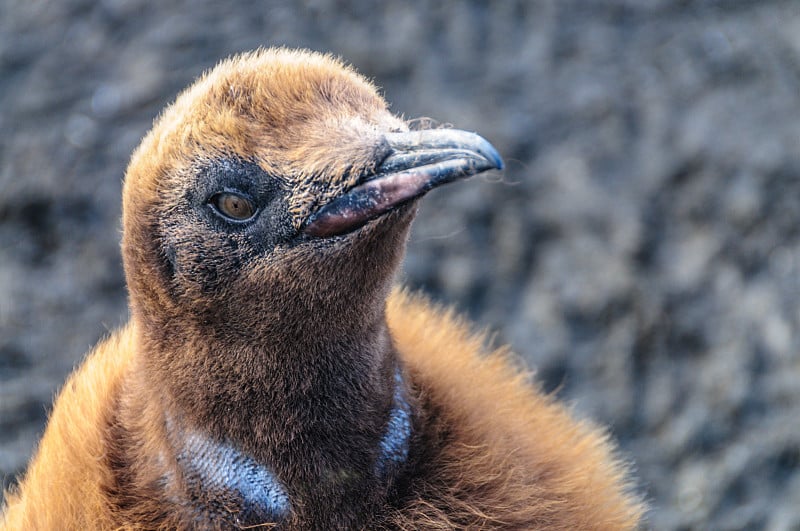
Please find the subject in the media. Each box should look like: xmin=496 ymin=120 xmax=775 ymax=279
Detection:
xmin=1 ymin=1 xmax=799 ymax=528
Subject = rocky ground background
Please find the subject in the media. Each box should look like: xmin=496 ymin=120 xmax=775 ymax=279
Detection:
xmin=2 ymin=1 xmax=799 ymax=529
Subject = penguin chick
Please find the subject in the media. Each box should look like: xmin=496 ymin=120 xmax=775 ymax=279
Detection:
xmin=1 ymin=48 xmax=643 ymax=530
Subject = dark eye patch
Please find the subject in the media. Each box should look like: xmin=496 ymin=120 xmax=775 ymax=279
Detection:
xmin=192 ymin=159 xmax=269 ymax=205
xmin=186 ymin=157 xmax=294 ymax=248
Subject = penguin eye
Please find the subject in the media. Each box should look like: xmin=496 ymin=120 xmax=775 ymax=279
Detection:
xmin=209 ymin=192 xmax=256 ymax=222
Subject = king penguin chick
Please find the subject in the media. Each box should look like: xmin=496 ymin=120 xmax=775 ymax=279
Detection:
xmin=1 ymin=48 xmax=643 ymax=530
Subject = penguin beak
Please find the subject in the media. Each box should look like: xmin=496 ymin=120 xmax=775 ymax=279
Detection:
xmin=303 ymin=129 xmax=504 ymax=238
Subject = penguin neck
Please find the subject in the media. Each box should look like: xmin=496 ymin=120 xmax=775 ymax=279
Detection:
xmin=164 ymin=224 xmax=408 ymax=452
xmin=142 ymin=267 xmax=403 ymax=449
xmin=130 ymin=214 xmax=415 ymax=524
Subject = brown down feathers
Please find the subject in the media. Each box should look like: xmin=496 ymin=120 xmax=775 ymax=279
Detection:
xmin=1 ymin=48 xmax=644 ymax=530
xmin=2 ymin=292 xmax=643 ymax=529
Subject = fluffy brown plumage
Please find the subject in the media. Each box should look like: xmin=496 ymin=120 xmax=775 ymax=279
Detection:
xmin=2 ymin=48 xmax=643 ymax=530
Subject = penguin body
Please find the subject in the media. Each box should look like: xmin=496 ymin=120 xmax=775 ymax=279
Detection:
xmin=2 ymin=49 xmax=643 ymax=530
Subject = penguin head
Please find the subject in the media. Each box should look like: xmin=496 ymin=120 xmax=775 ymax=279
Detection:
xmin=121 ymin=48 xmax=501 ymax=332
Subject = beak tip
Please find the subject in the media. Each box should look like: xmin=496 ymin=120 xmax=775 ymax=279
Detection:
xmin=469 ymin=131 xmax=503 ymax=171
xmin=488 ymin=148 xmax=504 ymax=171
